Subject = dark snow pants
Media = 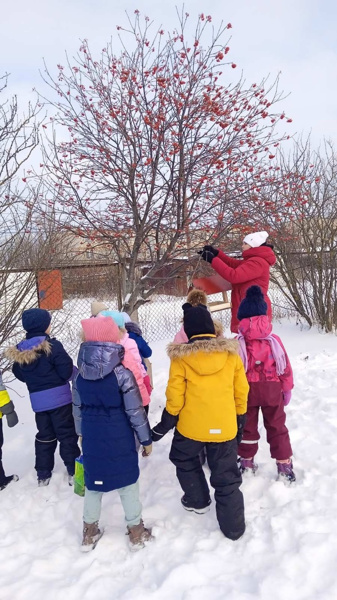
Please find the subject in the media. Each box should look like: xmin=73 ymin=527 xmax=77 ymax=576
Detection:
xmin=169 ymin=430 xmax=245 ymax=540
xmin=35 ymin=403 xmax=80 ymax=479
xmin=238 ymin=382 xmax=292 ymax=461
xmin=0 ymin=419 xmax=6 ymax=486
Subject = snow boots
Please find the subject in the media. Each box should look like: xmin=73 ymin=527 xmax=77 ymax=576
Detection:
xmin=0 ymin=474 xmax=19 ymax=491
xmin=238 ymin=457 xmax=258 ymax=475
xmin=181 ymin=495 xmax=211 ymax=514
xmin=277 ymin=460 xmax=296 ymax=483
xmin=81 ymin=521 xmax=104 ymax=552
xmin=127 ymin=520 xmax=154 ymax=551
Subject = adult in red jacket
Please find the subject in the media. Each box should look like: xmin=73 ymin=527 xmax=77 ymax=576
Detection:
xmin=200 ymin=231 xmax=276 ymax=333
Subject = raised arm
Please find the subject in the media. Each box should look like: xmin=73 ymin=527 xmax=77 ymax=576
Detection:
xmin=217 ymin=250 xmax=244 ymax=269
xmin=211 ymin=256 xmax=264 ymax=285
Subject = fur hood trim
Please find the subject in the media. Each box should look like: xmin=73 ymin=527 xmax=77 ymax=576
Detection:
xmin=4 ymin=340 xmax=52 ymax=365
xmin=167 ymin=337 xmax=239 ymax=359
xmin=213 ymin=319 xmax=224 ymax=338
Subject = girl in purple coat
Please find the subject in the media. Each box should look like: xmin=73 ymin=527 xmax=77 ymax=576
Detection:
xmin=236 ymin=287 xmax=295 ymax=483
xmin=5 ymin=309 xmax=80 ymax=486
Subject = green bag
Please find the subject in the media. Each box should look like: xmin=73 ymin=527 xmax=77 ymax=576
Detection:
xmin=74 ymin=456 xmax=85 ymax=497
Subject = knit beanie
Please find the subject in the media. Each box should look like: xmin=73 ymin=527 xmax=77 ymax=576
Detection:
xmin=182 ymin=303 xmax=215 ymax=339
xmin=22 ymin=308 xmax=51 ymax=335
xmin=98 ymin=310 xmax=125 ymax=328
xmin=121 ymin=312 xmax=131 ymax=323
xmin=237 ymin=286 xmax=268 ymax=321
xmin=186 ymin=288 xmax=208 ymax=306
xmin=81 ymin=316 xmax=120 ymax=342
xmin=91 ymin=300 xmax=108 ymax=317
xmin=243 ymin=231 xmax=269 ymax=248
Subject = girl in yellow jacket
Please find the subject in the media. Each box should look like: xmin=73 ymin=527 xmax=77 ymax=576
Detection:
xmin=152 ymin=302 xmax=249 ymax=540
xmin=0 ymin=373 xmax=19 ymax=490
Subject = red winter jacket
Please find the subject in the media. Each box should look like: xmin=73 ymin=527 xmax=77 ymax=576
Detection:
xmin=237 ymin=315 xmax=293 ymax=392
xmin=211 ymin=246 xmax=276 ymax=333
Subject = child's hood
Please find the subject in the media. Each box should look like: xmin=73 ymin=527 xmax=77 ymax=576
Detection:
xmin=125 ymin=321 xmax=142 ymax=336
xmin=5 ymin=336 xmax=51 ymax=367
xmin=167 ymin=337 xmax=239 ymax=376
xmin=77 ymin=341 xmax=125 ymax=380
xmin=238 ymin=315 xmax=273 ymax=340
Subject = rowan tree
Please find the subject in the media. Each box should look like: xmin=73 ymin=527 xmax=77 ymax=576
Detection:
xmin=261 ymin=141 xmax=337 ymax=331
xmin=39 ymin=10 xmax=293 ymax=313
xmin=0 ymin=74 xmax=41 ymax=366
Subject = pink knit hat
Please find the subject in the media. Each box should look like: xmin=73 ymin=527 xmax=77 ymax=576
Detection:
xmin=81 ymin=317 xmax=120 ymax=342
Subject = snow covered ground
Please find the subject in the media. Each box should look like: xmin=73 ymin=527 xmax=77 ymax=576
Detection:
xmin=1 ymin=319 xmax=337 ymax=600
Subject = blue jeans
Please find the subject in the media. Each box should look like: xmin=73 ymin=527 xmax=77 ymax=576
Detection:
xmin=83 ymin=480 xmax=142 ymax=527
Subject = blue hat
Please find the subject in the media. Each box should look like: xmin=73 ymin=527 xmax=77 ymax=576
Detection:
xmin=237 ymin=286 xmax=267 ymax=321
xmin=22 ymin=308 xmax=52 ymax=334
xmin=99 ymin=310 xmax=125 ymax=328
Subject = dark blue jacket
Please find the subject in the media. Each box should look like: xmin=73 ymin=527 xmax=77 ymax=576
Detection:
xmin=125 ymin=322 xmax=152 ymax=369
xmin=76 ymin=341 xmax=151 ymax=493
xmin=7 ymin=335 xmax=73 ymax=412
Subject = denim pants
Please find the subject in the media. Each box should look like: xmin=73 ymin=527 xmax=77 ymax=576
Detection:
xmin=83 ymin=480 xmax=142 ymax=527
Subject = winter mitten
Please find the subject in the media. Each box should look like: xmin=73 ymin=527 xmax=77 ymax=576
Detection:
xmin=143 ymin=375 xmax=152 ymax=395
xmin=1 ymin=401 xmax=19 ymax=428
xmin=142 ymin=443 xmax=152 ymax=457
xmin=202 ymin=245 xmax=219 ymax=257
xmin=151 ymin=409 xmax=179 ymax=441
xmin=6 ymin=410 xmax=19 ymax=428
xmin=236 ymin=413 xmax=247 ymax=445
xmin=283 ymin=391 xmax=292 ymax=406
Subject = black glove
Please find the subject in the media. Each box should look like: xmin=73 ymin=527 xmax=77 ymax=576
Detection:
xmin=236 ymin=413 xmax=247 ymax=445
xmin=151 ymin=408 xmax=178 ymax=442
xmin=203 ymin=245 xmax=219 ymax=257
xmin=198 ymin=249 xmax=215 ymax=263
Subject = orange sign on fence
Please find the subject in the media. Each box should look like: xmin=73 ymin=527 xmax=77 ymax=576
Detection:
xmin=37 ymin=270 xmax=63 ymax=310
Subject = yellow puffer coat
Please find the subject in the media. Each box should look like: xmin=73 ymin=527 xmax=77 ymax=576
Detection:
xmin=0 ymin=374 xmax=11 ymax=419
xmin=165 ymin=337 xmax=249 ymax=443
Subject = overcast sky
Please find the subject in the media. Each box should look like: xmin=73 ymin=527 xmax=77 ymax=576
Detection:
xmin=1 ymin=0 xmax=336 ymax=148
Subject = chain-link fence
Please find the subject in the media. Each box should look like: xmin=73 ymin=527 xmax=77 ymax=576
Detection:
xmin=43 ymin=264 xmax=298 ymax=350
xmin=2 ymin=262 xmax=298 ymax=363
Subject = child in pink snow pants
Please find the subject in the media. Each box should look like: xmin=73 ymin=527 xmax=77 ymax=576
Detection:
xmin=236 ymin=286 xmax=295 ymax=483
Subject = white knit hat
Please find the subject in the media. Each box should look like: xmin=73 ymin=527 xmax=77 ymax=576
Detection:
xmin=91 ymin=300 xmax=108 ymax=317
xmin=243 ymin=231 xmax=269 ymax=248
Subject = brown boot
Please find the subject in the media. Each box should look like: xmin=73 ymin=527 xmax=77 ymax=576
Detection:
xmin=127 ymin=520 xmax=154 ymax=551
xmin=81 ymin=521 xmax=103 ymax=552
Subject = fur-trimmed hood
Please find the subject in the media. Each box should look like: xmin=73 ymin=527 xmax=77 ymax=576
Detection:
xmin=167 ymin=337 xmax=239 ymax=376
xmin=5 ymin=337 xmax=52 ymax=366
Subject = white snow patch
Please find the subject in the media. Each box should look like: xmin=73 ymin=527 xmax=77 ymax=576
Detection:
xmin=0 ymin=320 xmax=337 ymax=599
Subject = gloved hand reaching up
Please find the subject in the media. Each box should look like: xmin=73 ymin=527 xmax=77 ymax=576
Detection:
xmin=197 ymin=249 xmax=215 ymax=263
xmin=202 ymin=245 xmax=219 ymax=257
